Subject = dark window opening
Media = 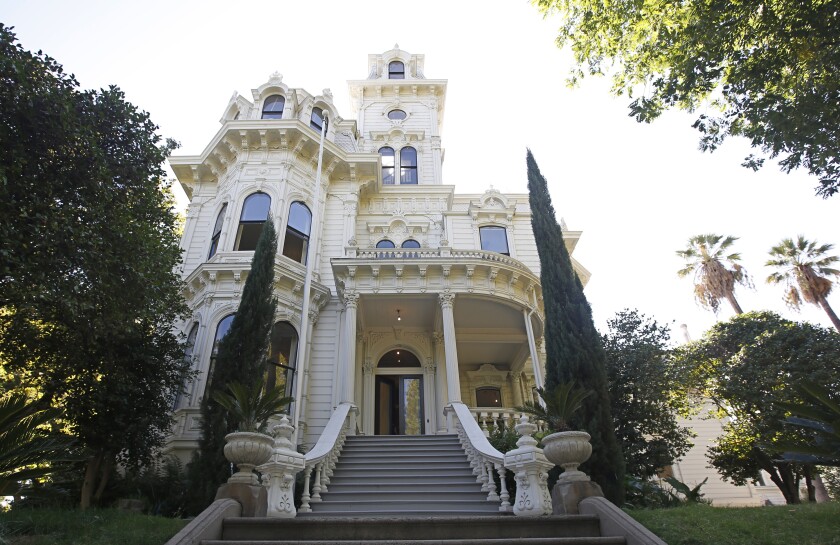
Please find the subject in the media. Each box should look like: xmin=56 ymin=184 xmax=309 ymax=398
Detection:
xmin=379 ymin=147 xmax=395 ymax=185
xmin=282 ymin=201 xmax=312 ymax=264
xmin=476 ymin=387 xmax=503 ymax=408
xmin=378 ymin=348 xmax=421 ymax=368
xmin=400 ymin=146 xmax=417 ymax=184
xmin=262 ymin=95 xmax=285 ymax=119
xmin=208 ymin=203 xmax=227 ymax=259
xmin=206 ymin=314 xmax=235 ymax=397
xmin=376 ymin=240 xmax=396 ymax=249
xmin=388 ymin=61 xmax=405 ymax=79
xmin=401 ymin=239 xmax=420 ymax=249
xmin=266 ymin=321 xmax=298 ymax=399
xmin=311 ymin=107 xmax=328 ymax=133
xmin=388 ymin=109 xmax=407 ymax=120
xmin=235 ymin=193 xmax=271 ymax=251
xmin=479 ymin=226 xmax=509 ymax=256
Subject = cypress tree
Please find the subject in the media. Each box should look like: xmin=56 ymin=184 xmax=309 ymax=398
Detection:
xmin=526 ymin=150 xmax=625 ymax=504
xmin=188 ymin=217 xmax=278 ymax=509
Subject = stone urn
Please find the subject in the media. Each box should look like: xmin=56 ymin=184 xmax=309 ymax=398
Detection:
xmin=541 ymin=430 xmax=592 ymax=482
xmin=224 ymin=431 xmax=275 ymax=485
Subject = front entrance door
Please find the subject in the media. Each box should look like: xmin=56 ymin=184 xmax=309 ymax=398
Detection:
xmin=375 ymin=375 xmax=424 ymax=435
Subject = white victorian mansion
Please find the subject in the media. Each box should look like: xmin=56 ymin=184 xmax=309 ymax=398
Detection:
xmin=164 ymin=46 xmax=591 ymax=465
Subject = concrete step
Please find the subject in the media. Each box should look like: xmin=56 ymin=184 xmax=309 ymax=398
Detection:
xmin=326 ymin=482 xmax=483 ymax=492
xmin=307 ymin=499 xmax=501 ymax=513
xmin=339 ymin=446 xmax=465 ymax=455
xmin=206 ymin=538 xmax=625 ymax=544
xmin=220 ymin=516 xmax=608 ymax=541
xmin=319 ymin=490 xmax=491 ymax=502
xmin=335 ymin=454 xmax=469 ymax=464
xmin=333 ymin=461 xmax=474 ymax=470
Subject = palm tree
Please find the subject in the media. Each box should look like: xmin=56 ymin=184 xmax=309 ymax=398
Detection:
xmin=677 ymin=234 xmax=751 ymax=314
xmin=766 ymin=236 xmax=840 ymax=332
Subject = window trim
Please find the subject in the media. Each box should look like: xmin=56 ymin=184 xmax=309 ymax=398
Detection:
xmin=208 ymin=203 xmax=228 ymax=259
xmin=399 ymin=146 xmax=418 ymax=185
xmin=388 ymin=61 xmax=405 ymax=79
xmin=282 ymin=201 xmax=312 ymax=264
xmin=234 ymin=192 xmax=271 ymax=251
xmin=261 ymin=94 xmax=286 ymax=119
xmin=379 ymin=146 xmax=396 ymax=185
xmin=310 ymin=106 xmax=328 ymax=133
xmin=479 ymin=225 xmax=510 ymax=256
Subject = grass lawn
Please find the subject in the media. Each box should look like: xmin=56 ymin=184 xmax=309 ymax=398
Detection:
xmin=0 ymin=508 xmax=187 ymax=545
xmin=626 ymin=502 xmax=840 ymax=545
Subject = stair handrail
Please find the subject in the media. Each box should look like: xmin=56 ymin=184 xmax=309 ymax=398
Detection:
xmin=298 ymin=402 xmax=357 ymax=513
xmin=446 ymin=401 xmax=511 ymax=512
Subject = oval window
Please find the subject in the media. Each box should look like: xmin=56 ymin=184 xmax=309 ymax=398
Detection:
xmin=388 ymin=109 xmax=407 ymax=120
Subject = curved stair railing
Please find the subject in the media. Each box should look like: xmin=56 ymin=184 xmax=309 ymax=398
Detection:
xmin=298 ymin=402 xmax=358 ymax=513
xmin=446 ymin=401 xmax=512 ymax=513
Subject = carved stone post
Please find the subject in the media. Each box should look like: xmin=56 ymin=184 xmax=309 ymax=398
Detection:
xmin=439 ymin=292 xmax=462 ymax=432
xmin=342 ymin=291 xmax=359 ymax=434
xmin=503 ymin=416 xmax=553 ymax=517
xmin=362 ymin=358 xmax=375 ymax=435
xmin=432 ymin=332 xmax=448 ymax=433
xmin=258 ymin=416 xmax=305 ymax=518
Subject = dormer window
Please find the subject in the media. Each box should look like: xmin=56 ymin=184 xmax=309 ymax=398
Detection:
xmin=262 ymin=95 xmax=285 ymax=119
xmin=479 ymin=226 xmax=509 ymax=256
xmin=388 ymin=109 xmax=407 ymax=120
xmin=388 ymin=61 xmax=405 ymax=79
xmin=379 ymin=147 xmax=395 ymax=185
xmin=235 ymin=192 xmax=271 ymax=251
xmin=310 ymin=107 xmax=328 ymax=133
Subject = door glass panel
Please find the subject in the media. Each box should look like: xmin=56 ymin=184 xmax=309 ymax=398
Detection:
xmin=401 ymin=376 xmax=423 ymax=435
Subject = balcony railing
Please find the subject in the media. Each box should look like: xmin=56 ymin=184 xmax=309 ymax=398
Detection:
xmin=343 ymin=246 xmax=530 ymax=271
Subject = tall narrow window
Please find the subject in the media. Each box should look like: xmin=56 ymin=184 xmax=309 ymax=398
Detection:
xmin=282 ymin=201 xmax=312 ymax=264
xmin=310 ymin=107 xmax=328 ymax=133
xmin=205 ymin=314 xmax=234 ymax=397
xmin=208 ymin=204 xmax=227 ymax=259
xmin=173 ymin=322 xmax=199 ymax=410
xmin=261 ymin=95 xmax=285 ymax=119
xmin=266 ymin=321 xmax=298 ymax=399
xmin=400 ymin=146 xmax=418 ymax=184
xmin=380 ymin=147 xmax=395 ymax=185
xmin=388 ymin=61 xmax=405 ymax=79
xmin=235 ymin=193 xmax=271 ymax=251
xmin=479 ymin=226 xmax=509 ymax=256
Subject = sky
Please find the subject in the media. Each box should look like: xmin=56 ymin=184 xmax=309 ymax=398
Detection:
xmin=4 ymin=0 xmax=837 ymax=342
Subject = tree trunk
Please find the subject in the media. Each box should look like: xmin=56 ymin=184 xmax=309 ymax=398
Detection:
xmin=814 ymin=474 xmax=831 ymax=503
xmin=80 ymin=451 xmax=104 ymax=510
xmin=725 ymin=292 xmax=744 ymax=315
xmin=818 ymin=296 xmax=840 ymax=333
xmin=767 ymin=463 xmax=801 ymax=504
xmin=804 ymin=466 xmax=816 ymax=502
xmin=93 ymin=452 xmax=114 ymax=505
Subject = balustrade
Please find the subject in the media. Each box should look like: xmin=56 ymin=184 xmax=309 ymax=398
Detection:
xmin=469 ymin=407 xmax=547 ymax=436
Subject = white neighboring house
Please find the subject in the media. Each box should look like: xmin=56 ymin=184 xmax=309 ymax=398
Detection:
xmin=165 ymin=46 xmax=587 ymax=460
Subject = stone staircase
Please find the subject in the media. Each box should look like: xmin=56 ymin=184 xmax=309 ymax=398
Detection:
xmin=186 ymin=434 xmax=635 ymax=545
xmin=301 ymin=434 xmax=500 ymax=517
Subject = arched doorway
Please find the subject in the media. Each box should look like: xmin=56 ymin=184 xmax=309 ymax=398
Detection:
xmin=375 ymin=349 xmax=424 ymax=435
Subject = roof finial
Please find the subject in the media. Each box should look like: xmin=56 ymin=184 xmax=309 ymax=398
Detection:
xmin=394 ymin=43 xmax=399 ymax=50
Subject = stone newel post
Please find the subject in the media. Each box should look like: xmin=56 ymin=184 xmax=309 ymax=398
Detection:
xmin=257 ymin=415 xmax=305 ymax=518
xmin=503 ymin=416 xmax=553 ymax=516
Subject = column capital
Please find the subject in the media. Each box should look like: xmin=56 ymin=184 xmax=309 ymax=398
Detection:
xmin=432 ymin=331 xmax=444 ymax=344
xmin=362 ymin=359 xmax=374 ymax=375
xmin=438 ymin=292 xmax=456 ymax=309
xmin=343 ymin=290 xmax=360 ymax=309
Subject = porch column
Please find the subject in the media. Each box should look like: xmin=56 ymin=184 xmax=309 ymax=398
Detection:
xmin=439 ymin=293 xmax=461 ymax=403
xmin=509 ymin=371 xmax=524 ymax=407
xmin=343 ymin=195 xmax=359 ymax=248
xmin=432 ymin=332 xmax=448 ymax=434
xmin=362 ymin=358 xmax=374 ymax=435
xmin=423 ymin=357 xmax=437 ymax=434
xmin=342 ymin=291 xmax=359 ymax=434
xmin=523 ymin=309 xmax=544 ymax=390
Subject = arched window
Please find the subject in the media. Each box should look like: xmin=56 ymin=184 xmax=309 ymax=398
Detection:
xmin=235 ymin=193 xmax=271 ymax=251
xmin=376 ymin=239 xmax=396 ymax=249
xmin=266 ymin=321 xmax=298 ymax=398
xmin=207 ymin=204 xmax=227 ymax=259
xmin=400 ymin=146 xmax=418 ymax=184
xmin=173 ymin=322 xmax=199 ymax=410
xmin=379 ymin=147 xmax=395 ymax=185
xmin=205 ymin=314 xmax=234 ymax=397
xmin=479 ymin=226 xmax=509 ymax=256
xmin=388 ymin=61 xmax=405 ymax=79
xmin=476 ymin=387 xmax=503 ymax=408
xmin=261 ymin=95 xmax=285 ymax=119
xmin=282 ymin=201 xmax=312 ymax=264
xmin=388 ymin=109 xmax=406 ymax=120
xmin=378 ymin=348 xmax=421 ymax=368
xmin=310 ymin=107 xmax=328 ymax=133
xmin=401 ymin=239 xmax=420 ymax=249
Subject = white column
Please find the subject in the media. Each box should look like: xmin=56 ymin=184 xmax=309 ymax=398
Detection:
xmin=509 ymin=372 xmax=524 ymax=408
xmin=432 ymin=332 xmax=448 ymax=434
xmin=343 ymin=196 xmax=359 ymax=248
xmin=423 ymin=357 xmax=437 ymax=434
xmin=523 ymin=309 xmax=544 ymax=390
xmin=362 ymin=358 xmax=374 ymax=435
xmin=342 ymin=291 xmax=359 ymax=404
xmin=439 ymin=293 xmax=461 ymax=403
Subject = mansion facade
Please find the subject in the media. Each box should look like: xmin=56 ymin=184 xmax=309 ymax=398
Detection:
xmin=164 ymin=46 xmax=589 ymax=458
